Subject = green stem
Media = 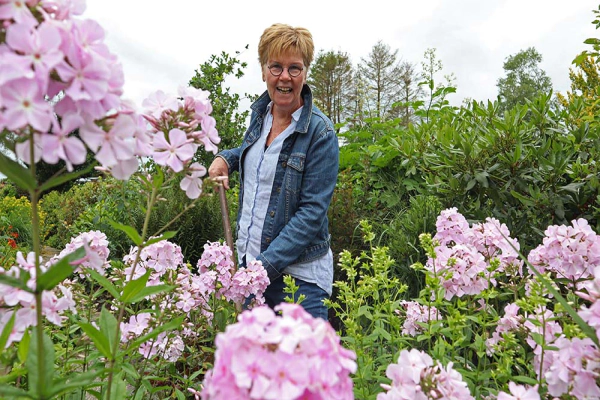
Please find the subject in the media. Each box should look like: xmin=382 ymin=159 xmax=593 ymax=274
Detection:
xmin=105 ymin=185 xmax=158 ymax=400
xmin=29 ymin=133 xmax=47 ymax=399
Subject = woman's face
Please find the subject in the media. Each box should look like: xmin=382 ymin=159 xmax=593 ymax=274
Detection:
xmin=262 ymin=51 xmax=306 ymax=115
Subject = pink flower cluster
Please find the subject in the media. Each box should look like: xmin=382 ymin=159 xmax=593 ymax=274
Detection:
xmin=527 ymin=218 xmax=600 ymax=285
xmin=122 ymin=238 xmax=184 ymax=284
xmin=543 ymin=337 xmax=600 ymax=398
xmin=50 ymin=229 xmax=110 ymax=276
xmin=142 ymin=86 xmax=221 ymax=199
xmin=0 ymin=1 xmax=218 ymax=196
xmin=497 ymin=382 xmax=539 ymax=400
xmin=427 ymin=208 xmax=523 ymax=300
xmin=201 ymin=303 xmax=357 ymax=400
xmin=196 ymin=241 xmax=270 ymax=307
xmin=377 ymin=349 xmax=473 ymax=400
xmin=396 ymin=300 xmax=441 ymax=337
xmin=0 ymin=251 xmax=76 ymax=347
xmin=485 ymin=303 xmax=522 ymax=354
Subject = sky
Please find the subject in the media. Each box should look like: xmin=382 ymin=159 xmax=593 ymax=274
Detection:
xmin=84 ymin=0 xmax=599 ymax=112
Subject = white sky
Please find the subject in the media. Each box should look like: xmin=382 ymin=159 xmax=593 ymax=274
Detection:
xmin=84 ymin=0 xmax=598 ymax=112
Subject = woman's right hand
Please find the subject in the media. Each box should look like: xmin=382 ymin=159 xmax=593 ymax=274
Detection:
xmin=208 ymin=157 xmax=230 ymax=190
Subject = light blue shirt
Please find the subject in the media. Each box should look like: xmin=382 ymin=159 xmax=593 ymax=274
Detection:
xmin=237 ymin=102 xmax=333 ymax=296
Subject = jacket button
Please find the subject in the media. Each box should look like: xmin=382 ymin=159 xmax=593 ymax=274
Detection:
xmin=266 ymin=237 xmax=271 ymax=243
xmin=282 ymin=161 xmax=287 ymax=167
xmin=270 ymin=211 xmax=275 ymax=217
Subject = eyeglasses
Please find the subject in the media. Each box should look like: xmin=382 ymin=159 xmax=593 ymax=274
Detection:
xmin=267 ymin=64 xmax=304 ymax=78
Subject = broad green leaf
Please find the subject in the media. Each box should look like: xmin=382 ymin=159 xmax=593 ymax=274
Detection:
xmin=105 ymin=372 xmax=127 ymax=400
xmin=0 ymin=311 xmax=16 ymax=351
xmin=37 ymin=246 xmax=86 ymax=291
xmin=100 ymin=307 xmax=118 ymax=356
xmin=38 ymin=162 xmax=96 ymax=193
xmin=175 ymin=388 xmax=186 ymax=400
xmin=127 ymin=284 xmax=176 ymax=304
xmin=0 ymin=385 xmax=33 ymax=398
xmin=108 ymin=220 xmax=143 ymax=246
xmin=121 ymin=270 xmax=151 ymax=303
xmin=25 ymin=330 xmax=55 ymax=398
xmin=0 ymin=152 xmax=36 ymax=191
xmin=18 ymin=330 xmax=30 ymax=363
xmin=143 ymin=231 xmax=177 ymax=247
xmin=79 ymin=322 xmax=112 ymax=360
xmin=87 ymin=268 xmax=120 ymax=299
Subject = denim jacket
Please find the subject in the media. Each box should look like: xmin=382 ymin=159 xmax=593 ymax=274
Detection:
xmin=217 ymin=85 xmax=339 ymax=281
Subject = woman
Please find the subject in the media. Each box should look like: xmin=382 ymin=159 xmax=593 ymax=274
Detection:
xmin=208 ymin=23 xmax=339 ymax=320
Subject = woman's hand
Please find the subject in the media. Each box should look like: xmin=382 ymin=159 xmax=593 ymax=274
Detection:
xmin=208 ymin=157 xmax=230 ymax=189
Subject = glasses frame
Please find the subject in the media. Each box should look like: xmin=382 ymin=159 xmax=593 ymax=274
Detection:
xmin=267 ymin=63 xmax=304 ymax=78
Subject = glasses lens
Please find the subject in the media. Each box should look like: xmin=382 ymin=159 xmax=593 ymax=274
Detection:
xmin=269 ymin=65 xmax=283 ymax=76
xmin=288 ymin=66 xmax=302 ymax=77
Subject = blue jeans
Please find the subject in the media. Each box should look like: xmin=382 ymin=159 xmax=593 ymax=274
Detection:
xmin=263 ymin=275 xmax=329 ymax=320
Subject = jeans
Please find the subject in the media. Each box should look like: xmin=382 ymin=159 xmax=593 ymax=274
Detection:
xmin=263 ymin=275 xmax=329 ymax=320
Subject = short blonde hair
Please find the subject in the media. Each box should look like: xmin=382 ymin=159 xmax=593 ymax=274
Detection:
xmin=258 ymin=23 xmax=314 ymax=69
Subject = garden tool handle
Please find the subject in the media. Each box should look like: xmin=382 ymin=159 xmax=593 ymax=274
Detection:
xmin=217 ymin=181 xmax=236 ymax=273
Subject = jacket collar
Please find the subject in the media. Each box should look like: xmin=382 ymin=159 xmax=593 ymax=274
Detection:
xmin=251 ymin=84 xmax=313 ymax=135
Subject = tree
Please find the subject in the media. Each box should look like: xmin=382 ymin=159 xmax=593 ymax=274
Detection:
xmin=557 ymin=54 xmax=600 ymax=124
xmin=188 ymin=47 xmax=256 ymax=167
xmin=390 ymin=61 xmax=423 ymax=127
xmin=307 ymin=50 xmax=354 ymax=127
xmin=358 ymin=41 xmax=404 ymax=120
xmin=496 ymin=47 xmax=553 ymax=114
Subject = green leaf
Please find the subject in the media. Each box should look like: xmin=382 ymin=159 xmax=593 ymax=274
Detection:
xmin=108 ymin=220 xmax=143 ymax=246
xmin=143 ymin=231 xmax=177 ymax=247
xmin=104 ymin=373 xmax=128 ymax=400
xmin=37 ymin=246 xmax=86 ymax=291
xmin=47 ymin=368 xmax=105 ymax=398
xmin=18 ymin=330 xmax=30 ymax=363
xmin=511 ymin=375 xmax=539 ymax=385
xmin=0 ymin=385 xmax=33 ymax=398
xmin=0 ymin=311 xmax=16 ymax=351
xmin=121 ymin=270 xmax=151 ymax=303
xmin=79 ymin=322 xmax=112 ymax=360
xmin=25 ymin=330 xmax=55 ymax=398
xmin=38 ymin=162 xmax=97 ymax=193
xmin=129 ymin=316 xmax=185 ymax=351
xmin=100 ymin=307 xmax=118 ymax=356
xmin=87 ymin=268 xmax=120 ymax=299
xmin=175 ymin=388 xmax=186 ymax=400
xmin=0 ymin=274 xmax=32 ymax=292
xmin=127 ymin=284 xmax=176 ymax=304
xmin=0 ymin=152 xmax=36 ymax=191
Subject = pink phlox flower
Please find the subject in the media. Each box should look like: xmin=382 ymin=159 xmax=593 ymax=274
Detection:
xmin=433 ymin=207 xmax=472 ymax=247
xmin=54 ymin=230 xmax=109 ymax=276
xmin=178 ymin=85 xmax=212 ymax=117
xmin=6 ymin=22 xmax=64 ymax=76
xmin=41 ymin=112 xmax=87 ymax=170
xmin=80 ymin=113 xmax=136 ymax=169
xmin=132 ymin=114 xmax=153 ymax=156
xmin=152 ymin=128 xmax=196 ymax=172
xmin=179 ymin=162 xmax=206 ymax=199
xmin=175 ymin=291 xmax=196 ymax=313
xmin=142 ymin=89 xmax=179 ymax=119
xmin=0 ymin=310 xmax=28 ymax=348
xmin=397 ymin=300 xmax=442 ymax=336
xmin=0 ymin=0 xmax=37 ymax=27
xmin=193 ymin=115 xmax=220 ymax=154
xmin=497 ymin=382 xmax=540 ymax=400
xmin=39 ymin=0 xmax=86 ymax=20
xmin=1 ymin=264 xmax=35 ymax=306
xmin=41 ymin=290 xmax=65 ymax=325
xmin=0 ymin=44 xmax=36 ymax=88
xmin=2 ymin=77 xmax=53 ymax=132
xmin=14 ymin=132 xmax=44 ymax=165
xmin=55 ymin=43 xmax=110 ymax=102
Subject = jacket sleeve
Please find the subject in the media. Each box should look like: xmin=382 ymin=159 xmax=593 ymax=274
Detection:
xmin=216 ymin=146 xmax=242 ymax=174
xmin=256 ymin=124 xmax=339 ymax=282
